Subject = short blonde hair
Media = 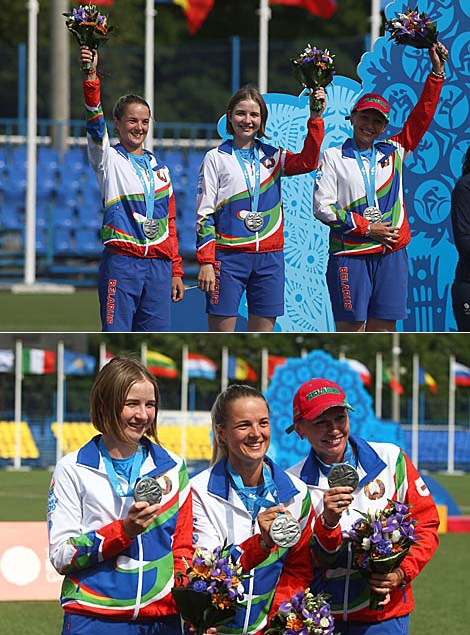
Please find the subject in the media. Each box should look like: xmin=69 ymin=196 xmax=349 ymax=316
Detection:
xmin=90 ymin=355 xmax=159 ymax=447
xmin=210 ymin=384 xmax=269 ymax=465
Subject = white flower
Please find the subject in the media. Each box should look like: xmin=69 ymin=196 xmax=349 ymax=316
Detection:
xmin=391 ymin=530 xmax=401 ymax=543
xmin=362 ymin=537 xmax=371 ymax=551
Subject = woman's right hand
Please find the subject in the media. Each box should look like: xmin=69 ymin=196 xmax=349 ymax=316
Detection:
xmin=197 ymin=263 xmax=216 ymax=293
xmin=80 ymin=45 xmax=98 ymax=77
xmin=122 ymin=501 xmax=161 ymax=538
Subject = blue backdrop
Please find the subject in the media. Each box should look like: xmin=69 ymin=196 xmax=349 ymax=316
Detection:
xmin=214 ymin=0 xmax=470 ymax=332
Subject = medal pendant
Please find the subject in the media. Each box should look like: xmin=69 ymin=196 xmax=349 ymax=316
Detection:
xmin=143 ymin=218 xmax=159 ymax=239
xmin=134 ymin=477 xmax=163 ymax=505
xmin=327 ymin=464 xmax=359 ymax=490
xmin=363 ymin=206 xmax=382 ymax=224
xmin=268 ymin=513 xmax=302 ymax=548
xmin=244 ymin=212 xmax=264 ymax=232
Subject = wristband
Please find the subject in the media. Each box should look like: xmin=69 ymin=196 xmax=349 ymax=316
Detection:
xmin=365 ymin=223 xmax=371 ymax=238
xmin=430 ymin=70 xmax=446 ymax=79
xmin=320 ymin=513 xmax=339 ymax=531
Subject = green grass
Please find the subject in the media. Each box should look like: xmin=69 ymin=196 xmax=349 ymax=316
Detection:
xmin=0 ymin=289 xmax=100 ymax=331
xmin=1 ymin=470 xmax=469 ymax=634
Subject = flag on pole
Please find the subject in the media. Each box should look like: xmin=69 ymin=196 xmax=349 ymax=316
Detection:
xmin=156 ymin=1 xmax=215 ymax=34
xmin=0 ymin=349 xmax=14 ymax=372
xmin=453 ymin=361 xmax=470 ymax=387
xmin=382 ymin=366 xmax=404 ymax=394
xmin=342 ymin=358 xmax=372 ymax=387
xmin=188 ymin=352 xmax=217 ymax=379
xmin=228 ymin=355 xmax=258 ymax=382
xmin=146 ymin=350 xmax=178 ymax=378
xmin=93 ymin=0 xmax=114 ymax=5
xmin=418 ymin=366 xmax=438 ymax=393
xmin=22 ymin=348 xmax=56 ymax=374
xmin=269 ymin=0 xmax=337 ymax=19
xmin=64 ymin=350 xmax=96 ymax=375
xmin=267 ymin=354 xmax=288 ymax=379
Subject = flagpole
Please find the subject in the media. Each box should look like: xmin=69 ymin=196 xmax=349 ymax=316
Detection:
xmin=258 ymin=0 xmax=270 ymax=93
xmin=99 ymin=341 xmax=106 ymax=370
xmin=261 ymin=347 xmax=268 ymax=393
xmin=141 ymin=341 xmax=148 ymax=366
xmin=375 ymin=352 xmax=383 ymax=419
xmin=448 ymin=355 xmax=456 ymax=474
xmin=391 ymin=333 xmax=401 ymax=422
xmin=181 ymin=345 xmax=189 ymax=411
xmin=14 ymin=339 xmax=23 ymax=470
xmin=56 ymin=340 xmax=65 ymax=466
xmin=411 ymin=353 xmax=419 ymax=468
xmin=145 ymin=0 xmax=155 ymax=152
xmin=370 ymin=0 xmax=381 ymax=50
xmin=221 ymin=346 xmax=229 ymax=392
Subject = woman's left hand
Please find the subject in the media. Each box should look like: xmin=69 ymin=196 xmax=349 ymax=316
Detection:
xmin=368 ymin=566 xmax=405 ymax=602
xmin=172 ymin=276 xmax=185 ymax=302
xmin=309 ymin=86 xmax=327 ymax=117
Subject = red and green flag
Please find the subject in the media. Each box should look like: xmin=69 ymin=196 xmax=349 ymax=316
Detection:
xmin=146 ymin=350 xmax=178 ymax=379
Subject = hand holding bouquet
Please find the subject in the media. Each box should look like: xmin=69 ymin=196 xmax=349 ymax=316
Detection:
xmin=291 ymin=44 xmax=335 ymax=112
xmin=172 ymin=542 xmax=249 ymax=635
xmin=265 ymin=587 xmax=336 ymax=635
xmin=385 ymin=6 xmax=448 ymax=62
xmin=63 ymin=4 xmax=114 ymax=72
xmin=342 ymin=500 xmax=418 ymax=611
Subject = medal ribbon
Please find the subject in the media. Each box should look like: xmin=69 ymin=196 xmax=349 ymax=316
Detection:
xmin=128 ymin=153 xmax=155 ymax=223
xmin=352 ymin=143 xmax=378 ymax=210
xmin=314 ymin=440 xmax=358 ymax=478
xmin=98 ymin=437 xmax=145 ymax=497
xmin=233 ymin=143 xmax=261 ymax=214
xmin=227 ymin=460 xmax=279 ymax=519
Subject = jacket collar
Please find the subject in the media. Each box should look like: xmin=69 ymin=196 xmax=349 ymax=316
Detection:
xmin=218 ymin=138 xmax=277 ymax=160
xmin=77 ymin=434 xmax=177 ymax=475
xmin=299 ymin=435 xmax=387 ymax=487
xmin=208 ymin=455 xmax=300 ymax=501
xmin=113 ymin=143 xmax=166 ymax=171
xmin=342 ymin=137 xmax=396 ymax=163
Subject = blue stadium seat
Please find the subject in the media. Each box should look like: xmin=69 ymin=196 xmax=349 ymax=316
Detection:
xmin=0 ymin=205 xmax=23 ymax=230
xmin=77 ymin=204 xmax=102 ymax=230
xmin=187 ymin=149 xmax=204 ymax=175
xmin=75 ymin=228 xmax=102 ymax=256
xmin=178 ymin=226 xmax=196 ymax=259
xmin=52 ymin=202 xmax=76 ymax=227
xmin=54 ymin=226 xmax=73 ymax=253
xmin=164 ymin=150 xmax=186 ymax=180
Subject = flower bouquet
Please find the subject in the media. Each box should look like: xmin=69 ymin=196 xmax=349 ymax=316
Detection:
xmin=172 ymin=543 xmax=249 ymax=635
xmin=63 ymin=4 xmax=114 ymax=72
xmin=385 ymin=6 xmax=448 ymax=62
xmin=342 ymin=500 xmax=418 ymax=611
xmin=291 ymin=44 xmax=335 ymax=111
xmin=265 ymin=587 xmax=336 ymax=635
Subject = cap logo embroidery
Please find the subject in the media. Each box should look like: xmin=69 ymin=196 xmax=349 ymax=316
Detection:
xmin=306 ymin=386 xmax=342 ymax=401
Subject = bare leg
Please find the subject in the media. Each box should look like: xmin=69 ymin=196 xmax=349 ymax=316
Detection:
xmin=208 ymin=315 xmax=237 ymax=332
xmin=335 ymin=320 xmax=365 ymax=332
xmin=247 ymin=314 xmax=276 ymax=332
xmin=365 ymin=318 xmax=396 ymax=332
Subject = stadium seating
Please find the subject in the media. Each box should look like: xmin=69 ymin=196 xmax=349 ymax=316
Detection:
xmin=0 ymin=421 xmax=40 ymax=459
xmin=48 ymin=421 xmax=212 ymax=461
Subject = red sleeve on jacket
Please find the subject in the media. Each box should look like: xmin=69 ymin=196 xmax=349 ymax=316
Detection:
xmin=167 ymin=190 xmax=184 ymax=278
xmin=172 ymin=489 xmax=194 ymax=580
xmin=391 ymin=74 xmax=444 ymax=153
xmin=83 ymin=76 xmax=101 ymax=107
xmin=312 ymin=513 xmax=343 ymax=553
xmin=283 ymin=117 xmax=325 ymax=176
xmin=99 ymin=519 xmax=134 ymax=560
xmin=399 ymin=453 xmax=440 ymax=583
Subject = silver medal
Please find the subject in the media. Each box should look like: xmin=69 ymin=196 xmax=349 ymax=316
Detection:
xmin=143 ymin=218 xmax=159 ymax=239
xmin=268 ymin=513 xmax=302 ymax=548
xmin=244 ymin=212 xmax=264 ymax=232
xmin=327 ymin=464 xmax=359 ymax=490
xmin=363 ymin=206 xmax=382 ymax=223
xmin=134 ymin=477 xmax=163 ymax=504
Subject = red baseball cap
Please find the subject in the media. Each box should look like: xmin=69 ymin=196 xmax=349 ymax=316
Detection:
xmin=286 ymin=378 xmax=354 ymax=433
xmin=350 ymin=93 xmax=390 ymax=121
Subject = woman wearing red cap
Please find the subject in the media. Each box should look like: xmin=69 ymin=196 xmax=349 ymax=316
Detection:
xmin=287 ymin=378 xmax=440 ymax=635
xmin=314 ymin=43 xmax=448 ymax=333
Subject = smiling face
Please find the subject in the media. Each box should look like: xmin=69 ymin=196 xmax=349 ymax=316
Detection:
xmin=114 ymin=102 xmax=151 ymax=155
xmin=119 ymin=379 xmax=157 ymax=446
xmin=295 ymin=406 xmax=350 ymax=465
xmin=228 ymin=98 xmax=262 ymax=149
xmin=217 ymin=396 xmax=270 ymax=480
xmin=350 ymin=109 xmax=388 ymax=150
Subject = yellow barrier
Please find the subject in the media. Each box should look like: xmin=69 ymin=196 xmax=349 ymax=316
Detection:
xmin=437 ymin=504 xmax=448 ymax=534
